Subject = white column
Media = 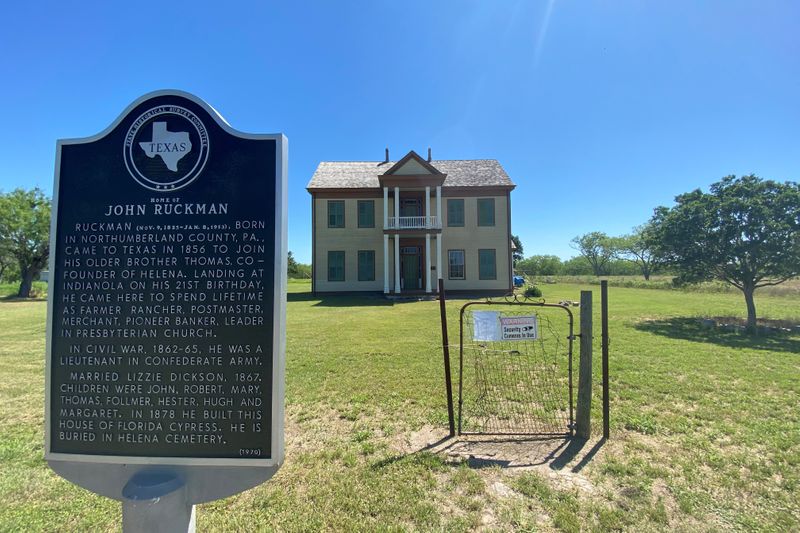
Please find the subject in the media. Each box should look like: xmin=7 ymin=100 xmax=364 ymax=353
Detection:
xmin=383 ymin=234 xmax=389 ymax=293
xmin=394 ymin=186 xmax=400 ymax=226
xmin=436 ymin=185 xmax=442 ymax=229
xmin=383 ymin=186 xmax=388 ymax=229
xmin=394 ymin=235 xmax=401 ymax=293
xmin=425 ymin=234 xmax=431 ymax=293
xmin=437 ymin=234 xmax=442 ymax=281
xmin=425 ymin=186 xmax=431 ymax=227
xmin=436 ymin=185 xmax=443 ymax=282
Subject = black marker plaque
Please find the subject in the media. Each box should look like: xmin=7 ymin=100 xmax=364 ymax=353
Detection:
xmin=47 ymin=92 xmax=285 ymax=461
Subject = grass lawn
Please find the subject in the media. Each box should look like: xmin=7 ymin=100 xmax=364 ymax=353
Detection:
xmin=0 ymin=278 xmax=798 ymax=531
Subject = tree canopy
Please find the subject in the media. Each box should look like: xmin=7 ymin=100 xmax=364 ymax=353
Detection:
xmin=287 ymin=251 xmax=311 ymax=279
xmin=0 ymin=239 xmax=15 ymax=283
xmin=511 ymin=235 xmax=523 ymax=265
xmin=0 ymin=188 xmax=51 ymax=297
xmin=652 ymin=174 xmax=800 ymax=331
xmin=617 ymin=223 xmax=665 ymax=280
xmin=570 ymin=232 xmax=618 ymax=276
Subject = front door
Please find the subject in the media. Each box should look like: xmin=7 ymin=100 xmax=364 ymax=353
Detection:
xmin=400 ymin=246 xmax=421 ymax=290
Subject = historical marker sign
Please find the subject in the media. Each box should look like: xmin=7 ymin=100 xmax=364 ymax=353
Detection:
xmin=45 ymin=90 xmax=286 ymax=505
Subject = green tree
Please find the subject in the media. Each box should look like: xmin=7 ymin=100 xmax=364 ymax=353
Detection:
xmin=606 ymin=258 xmax=641 ymax=276
xmin=0 ymin=188 xmax=51 ymax=297
xmin=516 ymin=254 xmax=562 ymax=276
xmin=510 ymin=235 xmax=524 ymax=265
xmin=570 ymin=232 xmax=618 ymax=276
xmin=652 ymin=175 xmax=800 ymax=332
xmin=287 ymin=251 xmax=312 ymax=279
xmin=617 ymin=223 xmax=665 ymax=280
xmin=0 ymin=246 xmax=16 ymax=283
xmin=561 ymin=256 xmax=594 ymax=275
xmin=287 ymin=251 xmax=299 ymax=277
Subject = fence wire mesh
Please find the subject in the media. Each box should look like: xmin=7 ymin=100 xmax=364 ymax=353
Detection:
xmin=458 ymin=303 xmax=573 ymax=436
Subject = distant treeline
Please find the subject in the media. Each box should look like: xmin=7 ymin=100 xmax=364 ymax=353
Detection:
xmin=515 ymin=255 xmax=661 ymax=277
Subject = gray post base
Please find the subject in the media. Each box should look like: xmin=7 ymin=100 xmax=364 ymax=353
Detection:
xmin=122 ymin=472 xmax=196 ymax=533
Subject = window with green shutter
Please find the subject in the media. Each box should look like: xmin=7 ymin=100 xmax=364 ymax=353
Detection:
xmin=357 ymin=200 xmax=375 ymax=228
xmin=328 ymin=200 xmax=345 ymax=228
xmin=478 ymin=249 xmax=496 ymax=280
xmin=358 ymin=250 xmax=375 ymax=281
xmin=328 ymin=251 xmax=345 ymax=281
xmin=447 ymin=199 xmax=464 ymax=227
xmin=477 ymin=198 xmax=495 ymax=226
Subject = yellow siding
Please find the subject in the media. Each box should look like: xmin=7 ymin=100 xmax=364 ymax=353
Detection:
xmin=440 ymin=195 xmax=510 ymax=291
xmin=313 ymin=193 xmax=510 ymax=293
xmin=392 ymin=159 xmax=430 ymax=175
xmin=314 ymin=197 xmax=388 ymax=292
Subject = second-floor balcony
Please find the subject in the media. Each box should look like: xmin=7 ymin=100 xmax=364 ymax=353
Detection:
xmin=385 ymin=216 xmax=441 ymax=230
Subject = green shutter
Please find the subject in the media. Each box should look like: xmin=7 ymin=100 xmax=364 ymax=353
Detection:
xmin=358 ymin=201 xmax=374 ymax=228
xmin=328 ymin=251 xmax=345 ymax=281
xmin=478 ymin=198 xmax=495 ymax=226
xmin=358 ymin=250 xmax=375 ymax=281
xmin=447 ymin=199 xmax=464 ymax=227
xmin=479 ymin=249 xmax=496 ymax=280
xmin=328 ymin=201 xmax=344 ymax=228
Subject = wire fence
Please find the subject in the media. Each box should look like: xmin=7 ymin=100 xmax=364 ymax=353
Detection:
xmin=458 ymin=304 xmax=573 ymax=436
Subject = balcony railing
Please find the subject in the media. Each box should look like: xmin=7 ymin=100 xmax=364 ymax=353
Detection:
xmin=385 ymin=216 xmax=441 ymax=230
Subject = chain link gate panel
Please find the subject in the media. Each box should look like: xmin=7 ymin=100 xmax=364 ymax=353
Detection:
xmin=457 ymin=300 xmax=574 ymax=436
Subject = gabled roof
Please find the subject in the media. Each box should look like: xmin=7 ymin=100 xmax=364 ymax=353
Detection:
xmin=382 ymin=150 xmax=444 ymax=177
xmin=307 ymin=157 xmax=515 ymax=190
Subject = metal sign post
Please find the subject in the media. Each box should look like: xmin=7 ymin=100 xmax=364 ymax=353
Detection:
xmin=437 ymin=278 xmax=455 ymax=437
xmin=46 ymin=90 xmax=287 ymax=531
xmin=576 ymin=291 xmax=593 ymax=439
xmin=601 ymin=280 xmax=610 ymax=439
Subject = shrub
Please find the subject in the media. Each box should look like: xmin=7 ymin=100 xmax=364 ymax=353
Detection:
xmin=524 ymin=285 xmax=542 ymax=298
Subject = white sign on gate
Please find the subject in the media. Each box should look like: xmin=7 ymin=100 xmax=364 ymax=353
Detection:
xmin=500 ymin=315 xmax=538 ymax=340
xmin=473 ymin=312 xmax=538 ymax=341
xmin=473 ymin=311 xmax=500 ymax=341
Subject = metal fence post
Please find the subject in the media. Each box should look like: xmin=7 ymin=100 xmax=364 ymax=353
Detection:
xmin=438 ymin=278 xmax=456 ymax=436
xmin=576 ymin=290 xmax=593 ymax=439
xmin=601 ymin=280 xmax=610 ymax=439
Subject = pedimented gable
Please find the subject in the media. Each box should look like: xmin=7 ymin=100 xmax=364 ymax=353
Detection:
xmin=391 ymin=158 xmax=432 ymax=175
xmin=383 ymin=150 xmax=443 ymax=177
xmin=378 ymin=150 xmax=447 ymax=187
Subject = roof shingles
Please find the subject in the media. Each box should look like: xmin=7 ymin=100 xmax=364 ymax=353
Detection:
xmin=307 ymin=160 xmax=515 ymax=190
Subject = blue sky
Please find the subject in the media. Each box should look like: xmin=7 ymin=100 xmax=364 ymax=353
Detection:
xmin=1 ymin=1 xmax=797 ymax=263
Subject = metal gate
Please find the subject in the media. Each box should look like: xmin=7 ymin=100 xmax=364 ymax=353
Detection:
xmin=458 ymin=299 xmax=575 ymax=436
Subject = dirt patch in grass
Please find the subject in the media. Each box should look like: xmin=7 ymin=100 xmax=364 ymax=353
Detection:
xmin=391 ymin=425 xmax=450 ymax=454
xmin=285 ymin=405 xmax=356 ymax=452
xmin=398 ymin=431 xmax=607 ymax=496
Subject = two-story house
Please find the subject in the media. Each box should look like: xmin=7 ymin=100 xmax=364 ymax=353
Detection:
xmin=306 ymin=150 xmax=516 ymax=295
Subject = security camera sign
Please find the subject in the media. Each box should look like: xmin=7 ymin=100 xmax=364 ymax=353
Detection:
xmin=473 ymin=311 xmax=538 ymax=341
xmin=500 ymin=316 xmax=538 ymax=340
